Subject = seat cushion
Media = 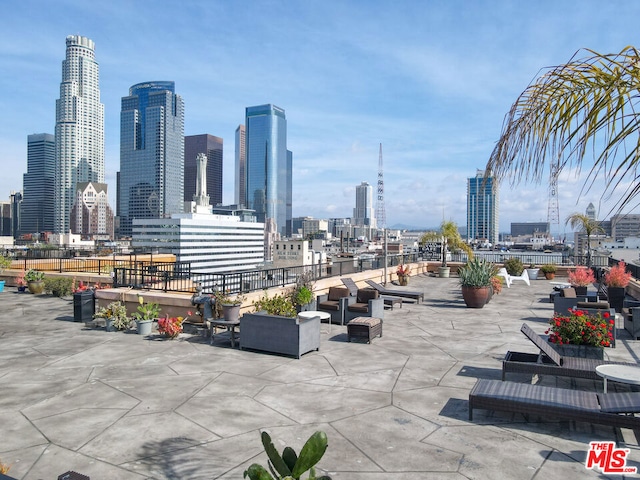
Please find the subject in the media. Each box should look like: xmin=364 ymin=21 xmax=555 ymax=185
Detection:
xmin=318 ymin=300 xmax=339 ymax=311
xmin=598 ymin=392 xmax=640 ymax=413
xmin=328 ymin=287 xmax=349 ymax=301
xmin=562 ymin=288 xmax=577 ymax=298
xmin=347 ymin=303 xmax=369 ymax=313
xmin=577 ymin=301 xmax=610 ymax=310
xmin=348 ymin=316 xmax=382 ymax=327
xmin=356 ymin=288 xmax=378 ymax=303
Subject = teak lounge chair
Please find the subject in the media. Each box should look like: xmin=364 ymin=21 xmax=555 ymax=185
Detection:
xmin=469 ymin=379 xmax=640 ymax=430
xmin=364 ymin=280 xmax=424 ymax=303
xmin=502 ymin=323 xmax=632 ymax=381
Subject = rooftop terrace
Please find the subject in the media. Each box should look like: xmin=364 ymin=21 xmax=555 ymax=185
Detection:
xmin=1 ymin=275 xmax=640 ymax=479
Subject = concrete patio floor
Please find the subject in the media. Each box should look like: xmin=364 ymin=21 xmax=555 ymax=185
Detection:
xmin=2 ymin=275 xmax=640 ymax=479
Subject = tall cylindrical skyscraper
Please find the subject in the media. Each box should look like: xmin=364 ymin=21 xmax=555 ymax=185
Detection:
xmin=54 ymin=35 xmax=105 ymax=233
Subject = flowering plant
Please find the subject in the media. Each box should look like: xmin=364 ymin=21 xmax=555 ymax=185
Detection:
xmin=490 ymin=275 xmax=503 ymax=295
xmin=73 ymin=280 xmax=90 ymax=293
xmin=567 ymin=267 xmax=595 ymax=287
xmin=132 ymin=295 xmax=161 ymax=321
xmin=546 ymin=309 xmax=614 ymax=347
xmin=16 ymin=271 xmax=26 ymax=287
xmin=397 ymin=264 xmax=411 ymax=276
xmin=94 ymin=301 xmax=130 ymax=330
xmin=604 ymin=261 xmax=632 ymax=288
xmin=157 ymin=312 xmax=190 ymax=338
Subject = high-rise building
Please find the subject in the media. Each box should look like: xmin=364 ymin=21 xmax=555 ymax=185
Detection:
xmin=353 ymin=182 xmax=376 ymax=228
xmin=21 ymin=133 xmax=56 ymax=235
xmin=54 ymin=35 xmax=105 ymax=234
xmin=119 ymin=81 xmax=185 ymax=237
xmin=244 ymin=104 xmax=292 ymax=237
xmin=467 ymin=169 xmax=499 ymax=245
xmin=586 ymin=202 xmax=597 ymax=221
xmin=70 ymin=182 xmax=114 ymax=239
xmin=235 ymin=125 xmax=246 ymax=206
xmin=184 ymin=134 xmax=223 ymax=206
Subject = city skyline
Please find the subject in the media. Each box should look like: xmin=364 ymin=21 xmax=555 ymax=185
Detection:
xmin=2 ymin=1 xmax=640 ymax=234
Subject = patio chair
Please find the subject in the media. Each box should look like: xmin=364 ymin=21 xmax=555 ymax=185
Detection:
xmin=316 ymin=286 xmax=351 ymax=325
xmin=345 ymin=288 xmax=385 ymax=322
xmin=364 ymin=280 xmax=424 ymax=303
xmin=496 ymin=268 xmax=512 ymax=288
xmin=510 ymin=268 xmax=530 ymax=286
xmin=469 ymin=379 xmax=640 ymax=430
xmin=502 ymin=323 xmax=632 ymax=381
xmin=342 ymin=277 xmax=403 ymax=309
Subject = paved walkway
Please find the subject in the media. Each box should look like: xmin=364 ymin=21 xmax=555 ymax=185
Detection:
xmin=1 ymin=275 xmax=640 ymax=479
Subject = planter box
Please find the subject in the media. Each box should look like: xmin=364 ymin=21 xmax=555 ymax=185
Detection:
xmin=548 ymin=342 xmax=604 ymax=360
xmin=73 ymin=291 xmax=95 ymax=323
xmin=240 ymin=312 xmax=320 ymax=358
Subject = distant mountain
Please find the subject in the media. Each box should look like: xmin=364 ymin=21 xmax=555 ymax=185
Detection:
xmin=388 ymin=223 xmax=433 ymax=231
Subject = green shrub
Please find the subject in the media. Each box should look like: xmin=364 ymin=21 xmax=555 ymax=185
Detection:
xmin=252 ymin=292 xmax=297 ymax=318
xmin=503 ymin=257 xmax=524 ymax=276
xmin=43 ymin=277 xmax=74 ymax=297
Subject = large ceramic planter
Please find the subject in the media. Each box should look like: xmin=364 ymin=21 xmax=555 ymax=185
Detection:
xmin=438 ymin=266 xmax=450 ymax=278
xmin=461 ymin=286 xmax=490 ymax=308
xmin=136 ymin=319 xmax=154 ymax=335
xmin=222 ymin=304 xmax=241 ymax=323
xmin=526 ymin=268 xmax=539 ymax=281
xmin=607 ymin=286 xmax=626 ymax=313
xmin=27 ymin=281 xmax=44 ymax=294
xmin=544 ymin=272 xmax=556 ymax=280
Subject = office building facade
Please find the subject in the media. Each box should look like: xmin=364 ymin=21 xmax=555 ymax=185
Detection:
xmin=467 ymin=170 xmax=499 ymax=245
xmin=70 ymin=182 xmax=114 ymax=239
xmin=184 ymin=134 xmax=223 ymax=206
xmin=119 ymin=81 xmax=184 ymax=237
xmin=235 ymin=124 xmax=246 ymax=206
xmin=21 ymin=133 xmax=56 ymax=235
xmin=54 ymin=35 xmax=105 ymax=233
xmin=244 ymin=104 xmax=292 ymax=237
xmin=353 ymin=182 xmax=376 ymax=228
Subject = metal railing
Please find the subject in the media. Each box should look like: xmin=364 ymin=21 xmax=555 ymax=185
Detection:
xmin=113 ymin=253 xmax=422 ymax=294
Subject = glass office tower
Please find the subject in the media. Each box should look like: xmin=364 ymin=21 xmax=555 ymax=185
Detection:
xmin=467 ymin=170 xmax=499 ymax=245
xmin=54 ymin=35 xmax=104 ymax=233
xmin=245 ymin=104 xmax=291 ymax=237
xmin=21 ymin=133 xmax=55 ymax=235
xmin=235 ymin=124 xmax=246 ymax=206
xmin=119 ymin=81 xmax=184 ymax=237
xmin=184 ymin=134 xmax=223 ymax=206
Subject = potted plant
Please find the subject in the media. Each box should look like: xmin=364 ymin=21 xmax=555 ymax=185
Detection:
xmin=16 ymin=270 xmax=26 ymax=292
xmin=94 ymin=301 xmax=129 ymax=332
xmin=252 ymin=292 xmax=297 ymax=317
xmin=421 ymin=220 xmax=473 ymax=278
xmin=458 ymin=258 xmax=497 ymax=308
xmin=396 ymin=264 xmax=411 ymax=286
xmin=132 ymin=295 xmax=161 ymax=335
xmin=0 ymin=255 xmax=12 ymax=293
xmin=25 ymin=269 xmax=45 ymax=294
xmin=545 ymin=309 xmax=614 ymax=359
xmin=289 ymin=271 xmax=316 ymax=313
xmin=604 ymin=261 xmax=632 ymax=312
xmin=567 ymin=266 xmax=595 ymax=296
xmin=213 ymin=291 xmax=246 ymax=323
xmin=157 ymin=313 xmax=190 ymax=339
xmin=503 ymin=257 xmax=524 ymax=276
xmin=525 ymin=263 xmax=540 ymax=281
xmin=540 ymin=264 xmax=557 ymax=280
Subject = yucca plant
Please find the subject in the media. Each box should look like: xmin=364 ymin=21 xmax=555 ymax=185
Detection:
xmin=458 ymin=258 xmax=497 ymax=288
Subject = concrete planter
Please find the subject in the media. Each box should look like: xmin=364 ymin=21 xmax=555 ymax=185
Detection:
xmin=136 ymin=319 xmax=154 ymax=335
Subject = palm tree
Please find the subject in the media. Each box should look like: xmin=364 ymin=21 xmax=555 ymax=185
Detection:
xmin=420 ymin=220 xmax=473 ymax=270
xmin=486 ymin=46 xmax=640 ymax=213
xmin=566 ymin=213 xmax=605 ymax=267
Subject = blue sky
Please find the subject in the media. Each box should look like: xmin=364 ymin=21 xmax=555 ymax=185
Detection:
xmin=1 ymin=0 xmax=639 ymax=234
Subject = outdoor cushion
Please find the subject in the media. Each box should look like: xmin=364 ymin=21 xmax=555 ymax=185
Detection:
xmin=562 ymin=287 xmax=577 ymax=298
xmin=317 ymin=300 xmax=339 ymax=311
xmin=348 ymin=316 xmax=382 ymax=327
xmin=348 ymin=303 xmax=369 ymax=313
xmin=328 ymin=287 xmax=349 ymax=301
xmin=356 ymin=288 xmax=378 ymax=303
xmin=576 ymin=301 xmax=610 ymax=309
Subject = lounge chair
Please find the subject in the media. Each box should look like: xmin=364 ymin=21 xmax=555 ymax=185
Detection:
xmin=342 ymin=278 xmax=403 ymax=309
xmin=502 ymin=323 xmax=632 ymax=381
xmin=496 ymin=268 xmax=512 ymax=288
xmin=469 ymin=379 xmax=640 ymax=430
xmin=364 ymin=280 xmax=424 ymax=303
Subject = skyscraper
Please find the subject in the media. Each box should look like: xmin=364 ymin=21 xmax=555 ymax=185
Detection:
xmin=21 ymin=133 xmax=55 ymax=235
xmin=119 ymin=81 xmax=184 ymax=237
xmin=184 ymin=134 xmax=223 ymax=206
xmin=467 ymin=169 xmax=499 ymax=245
xmin=244 ymin=104 xmax=292 ymax=237
xmin=235 ymin=124 xmax=246 ymax=206
xmin=353 ymin=181 xmax=376 ymax=228
xmin=54 ymin=35 xmax=105 ymax=233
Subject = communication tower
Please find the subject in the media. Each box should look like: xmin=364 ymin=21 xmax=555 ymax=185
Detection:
xmin=375 ymin=143 xmax=386 ymax=229
xmin=547 ymin=160 xmax=560 ymax=225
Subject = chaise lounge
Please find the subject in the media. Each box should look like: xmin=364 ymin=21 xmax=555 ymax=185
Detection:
xmin=502 ymin=323 xmax=632 ymax=381
xmin=469 ymin=379 xmax=640 ymax=430
xmin=341 ymin=278 xmax=403 ymax=309
xmin=365 ymin=280 xmax=424 ymax=303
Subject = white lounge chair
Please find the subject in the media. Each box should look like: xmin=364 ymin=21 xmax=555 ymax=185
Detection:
xmin=510 ymin=268 xmax=530 ymax=286
xmin=496 ymin=268 xmax=512 ymax=288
